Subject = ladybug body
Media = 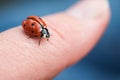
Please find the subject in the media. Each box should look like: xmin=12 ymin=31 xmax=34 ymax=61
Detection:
xmin=22 ymin=16 xmax=50 ymax=44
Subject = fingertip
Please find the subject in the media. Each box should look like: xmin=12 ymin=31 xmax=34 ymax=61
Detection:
xmin=66 ymin=0 xmax=111 ymax=20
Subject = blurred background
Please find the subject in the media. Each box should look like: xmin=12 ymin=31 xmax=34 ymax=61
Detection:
xmin=0 ymin=0 xmax=120 ymax=80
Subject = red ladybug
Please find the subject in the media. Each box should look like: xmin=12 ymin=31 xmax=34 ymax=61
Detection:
xmin=22 ymin=16 xmax=50 ymax=44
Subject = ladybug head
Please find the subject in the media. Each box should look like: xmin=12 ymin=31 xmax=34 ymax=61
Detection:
xmin=41 ymin=28 xmax=50 ymax=38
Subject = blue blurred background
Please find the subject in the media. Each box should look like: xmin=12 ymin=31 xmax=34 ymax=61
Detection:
xmin=0 ymin=0 xmax=120 ymax=80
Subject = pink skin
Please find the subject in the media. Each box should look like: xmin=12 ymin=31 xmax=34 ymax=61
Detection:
xmin=0 ymin=0 xmax=110 ymax=80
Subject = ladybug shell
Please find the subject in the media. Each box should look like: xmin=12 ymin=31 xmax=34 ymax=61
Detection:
xmin=22 ymin=19 xmax=41 ymax=37
xmin=27 ymin=16 xmax=47 ymax=28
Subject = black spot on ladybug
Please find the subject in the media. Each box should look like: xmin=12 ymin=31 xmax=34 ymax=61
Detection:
xmin=31 ymin=30 xmax=34 ymax=33
xmin=31 ymin=23 xmax=35 ymax=26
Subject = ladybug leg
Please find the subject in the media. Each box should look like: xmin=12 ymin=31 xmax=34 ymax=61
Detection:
xmin=47 ymin=38 xmax=49 ymax=41
xmin=39 ymin=38 xmax=43 ymax=45
xmin=39 ymin=39 xmax=41 ymax=45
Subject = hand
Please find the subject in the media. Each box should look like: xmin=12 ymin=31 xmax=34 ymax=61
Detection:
xmin=0 ymin=0 xmax=110 ymax=80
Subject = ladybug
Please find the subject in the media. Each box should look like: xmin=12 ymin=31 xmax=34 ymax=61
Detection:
xmin=22 ymin=16 xmax=50 ymax=44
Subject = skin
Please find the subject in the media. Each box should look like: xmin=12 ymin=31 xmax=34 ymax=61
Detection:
xmin=0 ymin=0 xmax=110 ymax=80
